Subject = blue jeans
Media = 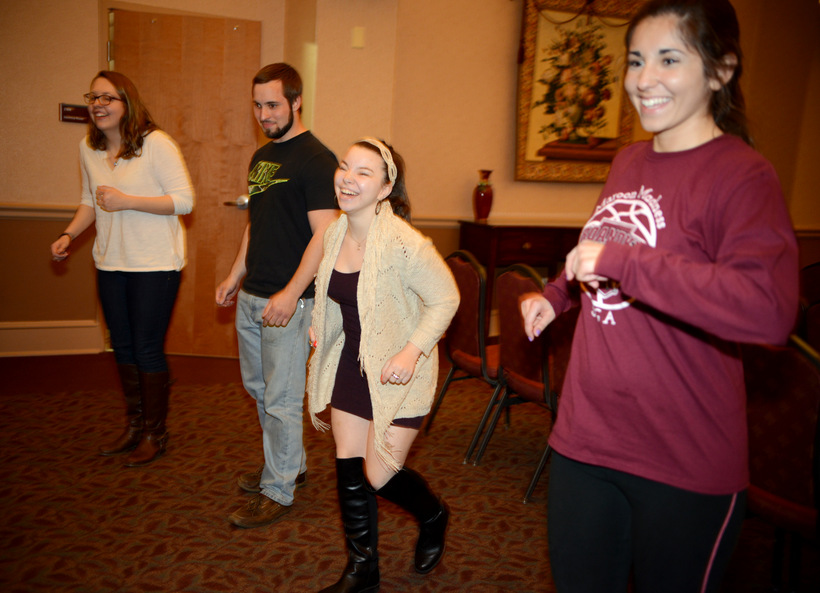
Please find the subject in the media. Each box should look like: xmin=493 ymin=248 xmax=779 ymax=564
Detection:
xmin=97 ymin=270 xmax=180 ymax=373
xmin=236 ymin=290 xmax=311 ymax=506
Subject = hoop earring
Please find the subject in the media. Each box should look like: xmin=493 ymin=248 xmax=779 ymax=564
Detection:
xmin=375 ymin=200 xmax=382 ymax=214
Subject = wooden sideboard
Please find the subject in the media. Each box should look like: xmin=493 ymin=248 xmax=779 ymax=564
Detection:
xmin=458 ymin=221 xmax=581 ymax=327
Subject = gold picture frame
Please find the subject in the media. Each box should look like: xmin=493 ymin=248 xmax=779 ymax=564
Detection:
xmin=515 ymin=0 xmax=641 ymax=183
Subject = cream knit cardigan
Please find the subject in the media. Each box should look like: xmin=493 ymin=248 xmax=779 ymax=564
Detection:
xmin=307 ymin=204 xmax=459 ymax=470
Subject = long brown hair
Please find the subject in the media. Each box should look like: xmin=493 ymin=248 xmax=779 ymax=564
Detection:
xmin=86 ymin=71 xmax=159 ymax=159
xmin=625 ymin=0 xmax=751 ymax=145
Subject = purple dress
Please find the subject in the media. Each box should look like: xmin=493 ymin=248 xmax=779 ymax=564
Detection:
xmin=328 ymin=269 xmax=423 ymax=429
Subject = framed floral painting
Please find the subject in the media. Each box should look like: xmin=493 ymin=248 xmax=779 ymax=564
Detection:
xmin=515 ymin=0 xmax=641 ymax=182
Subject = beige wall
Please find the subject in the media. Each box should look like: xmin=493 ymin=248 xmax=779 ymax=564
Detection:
xmin=0 ymin=0 xmax=284 ymax=355
xmin=392 ymin=0 xmax=608 ymax=225
xmin=786 ymin=7 xmax=820 ymax=232
xmin=0 ymin=0 xmax=284 ymax=210
xmin=2 ymin=0 xmax=818 ymax=220
xmin=738 ymin=0 xmax=820 ymax=231
xmin=1 ymin=0 xmax=818 ymax=355
xmin=312 ymin=0 xmax=399 ymax=158
xmin=283 ymin=0 xmax=317 ymax=129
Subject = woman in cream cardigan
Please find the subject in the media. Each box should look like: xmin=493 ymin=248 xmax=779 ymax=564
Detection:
xmin=308 ymin=138 xmax=459 ymax=593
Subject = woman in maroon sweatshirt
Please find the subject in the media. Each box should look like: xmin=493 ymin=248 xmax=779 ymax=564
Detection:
xmin=522 ymin=1 xmax=799 ymax=591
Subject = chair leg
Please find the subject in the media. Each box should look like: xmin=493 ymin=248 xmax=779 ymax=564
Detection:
xmin=523 ymin=442 xmax=552 ymax=504
xmin=772 ymin=527 xmax=785 ymax=592
xmin=463 ymin=382 xmax=503 ymax=464
xmin=424 ymin=366 xmax=456 ymax=435
xmin=472 ymin=387 xmax=510 ymax=466
xmin=787 ymin=533 xmax=803 ymax=593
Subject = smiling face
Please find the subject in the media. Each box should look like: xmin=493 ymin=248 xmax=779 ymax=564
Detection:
xmin=624 ymin=14 xmax=723 ymax=152
xmin=88 ymin=77 xmax=126 ymax=137
xmin=334 ymin=145 xmax=393 ymax=218
xmin=252 ymin=80 xmax=300 ymax=142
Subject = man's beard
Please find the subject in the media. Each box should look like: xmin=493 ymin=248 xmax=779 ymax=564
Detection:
xmin=263 ymin=105 xmax=294 ymax=140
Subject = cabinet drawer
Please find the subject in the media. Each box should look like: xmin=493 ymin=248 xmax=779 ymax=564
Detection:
xmin=496 ymin=228 xmax=578 ymax=265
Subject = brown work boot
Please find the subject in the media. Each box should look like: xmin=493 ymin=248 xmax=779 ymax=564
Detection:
xmin=237 ymin=467 xmax=308 ymax=493
xmin=237 ymin=465 xmax=265 ymax=493
xmin=228 ymin=494 xmax=292 ymax=528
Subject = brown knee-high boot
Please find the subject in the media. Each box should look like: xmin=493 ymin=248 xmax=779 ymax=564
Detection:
xmin=100 ymin=364 xmax=142 ymax=456
xmin=318 ymin=457 xmax=380 ymax=593
xmin=376 ymin=466 xmax=449 ymax=574
xmin=124 ymin=371 xmax=170 ymax=467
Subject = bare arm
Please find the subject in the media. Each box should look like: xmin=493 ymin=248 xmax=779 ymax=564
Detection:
xmin=215 ymin=223 xmax=250 ymax=307
xmin=262 ymin=209 xmax=340 ymax=326
xmin=50 ymin=205 xmax=96 ymax=261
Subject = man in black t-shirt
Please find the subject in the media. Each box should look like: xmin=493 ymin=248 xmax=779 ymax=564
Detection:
xmin=216 ymin=63 xmax=338 ymax=528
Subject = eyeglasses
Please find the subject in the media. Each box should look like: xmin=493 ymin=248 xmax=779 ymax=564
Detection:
xmin=83 ymin=93 xmax=124 ymax=106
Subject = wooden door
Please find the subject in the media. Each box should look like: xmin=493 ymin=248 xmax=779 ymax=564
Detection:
xmin=110 ymin=9 xmax=260 ymax=357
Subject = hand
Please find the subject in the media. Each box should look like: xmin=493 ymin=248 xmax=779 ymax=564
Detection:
xmin=521 ymin=294 xmax=556 ymax=341
xmin=216 ymin=276 xmax=240 ymax=307
xmin=565 ymin=241 xmax=608 ymax=290
xmin=95 ymin=185 xmax=129 ymax=212
xmin=380 ymin=343 xmax=422 ymax=385
xmin=262 ymin=290 xmax=298 ymax=327
xmin=50 ymin=235 xmax=71 ymax=261
xmin=309 ymin=326 xmax=317 ymax=349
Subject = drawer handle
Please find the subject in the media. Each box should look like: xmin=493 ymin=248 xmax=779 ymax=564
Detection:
xmin=522 ymin=241 xmax=532 ymax=250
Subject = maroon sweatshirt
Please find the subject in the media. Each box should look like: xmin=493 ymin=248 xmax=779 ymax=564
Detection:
xmin=545 ymin=134 xmax=799 ymax=495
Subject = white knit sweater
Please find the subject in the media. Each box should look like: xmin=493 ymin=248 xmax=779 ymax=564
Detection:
xmin=307 ymin=204 xmax=459 ymax=470
xmin=79 ymin=130 xmax=194 ymax=271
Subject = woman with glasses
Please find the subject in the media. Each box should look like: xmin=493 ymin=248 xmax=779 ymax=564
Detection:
xmin=50 ymin=71 xmax=194 ymax=468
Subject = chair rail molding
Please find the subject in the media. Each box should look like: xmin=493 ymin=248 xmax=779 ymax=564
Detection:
xmin=0 ymin=320 xmax=105 ymax=357
xmin=0 ymin=202 xmax=76 ymax=220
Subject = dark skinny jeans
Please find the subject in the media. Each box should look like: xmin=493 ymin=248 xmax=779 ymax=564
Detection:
xmin=97 ymin=270 xmax=181 ymax=373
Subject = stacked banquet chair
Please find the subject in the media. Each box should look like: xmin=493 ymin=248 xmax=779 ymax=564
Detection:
xmin=798 ymin=262 xmax=820 ymax=352
xmin=522 ymin=289 xmax=579 ymax=503
xmin=742 ymin=335 xmax=820 ymax=592
xmin=425 ymin=250 xmax=500 ymax=453
xmin=465 ymin=263 xmax=579 ymax=502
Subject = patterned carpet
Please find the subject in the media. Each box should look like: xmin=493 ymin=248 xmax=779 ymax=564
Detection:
xmin=0 ymin=353 xmax=817 ymax=592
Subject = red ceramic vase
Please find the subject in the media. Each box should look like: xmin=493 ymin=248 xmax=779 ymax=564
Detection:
xmin=473 ymin=169 xmax=493 ymax=223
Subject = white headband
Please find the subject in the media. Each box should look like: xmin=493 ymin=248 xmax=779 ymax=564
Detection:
xmin=358 ymin=137 xmax=397 ymax=185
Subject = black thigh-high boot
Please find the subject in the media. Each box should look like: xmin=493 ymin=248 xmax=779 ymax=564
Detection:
xmin=376 ymin=467 xmax=449 ymax=574
xmin=318 ymin=457 xmax=379 ymax=593
xmin=124 ymin=371 xmax=170 ymax=467
xmin=100 ymin=364 xmax=142 ymax=456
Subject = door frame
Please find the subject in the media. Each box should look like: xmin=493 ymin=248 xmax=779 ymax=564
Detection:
xmin=93 ymin=1 xmax=261 ymax=358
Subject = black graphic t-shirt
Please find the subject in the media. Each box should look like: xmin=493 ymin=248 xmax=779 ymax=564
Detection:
xmin=243 ymin=131 xmax=337 ymax=298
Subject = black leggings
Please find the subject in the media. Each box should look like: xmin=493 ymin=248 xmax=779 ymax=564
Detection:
xmin=547 ymin=452 xmax=746 ymax=593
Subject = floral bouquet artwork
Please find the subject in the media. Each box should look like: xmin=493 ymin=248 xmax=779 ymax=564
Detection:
xmin=533 ymin=18 xmax=620 ymax=162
